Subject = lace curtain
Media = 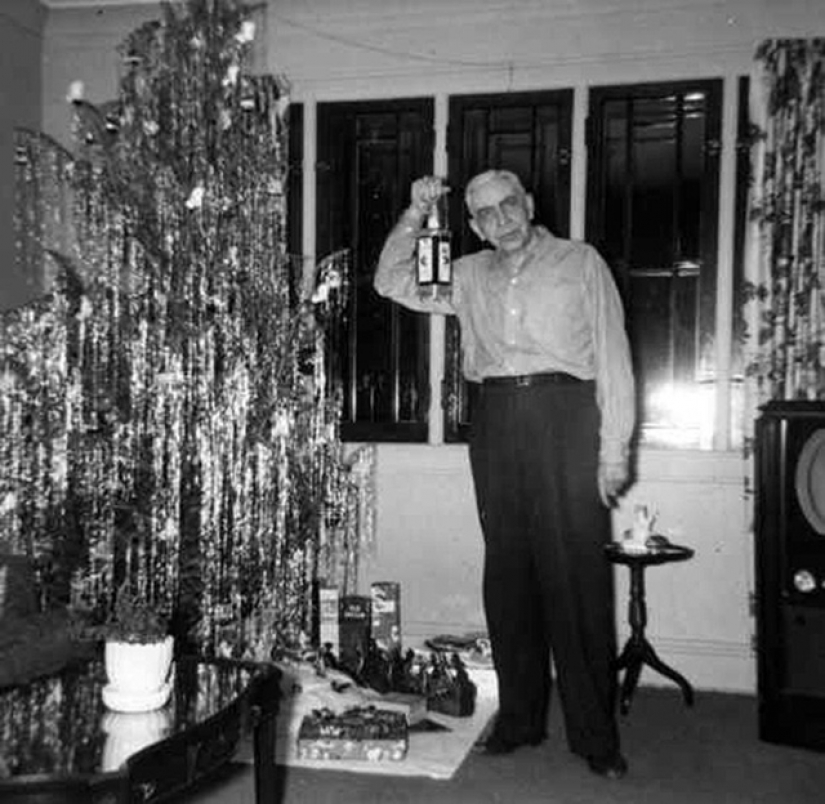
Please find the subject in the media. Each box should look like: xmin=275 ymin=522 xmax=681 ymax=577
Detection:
xmin=743 ymin=39 xmax=825 ymax=417
xmin=740 ymin=39 xmax=825 ymax=576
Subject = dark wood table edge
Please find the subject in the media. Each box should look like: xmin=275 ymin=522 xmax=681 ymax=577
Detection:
xmin=0 ymin=655 xmax=282 ymax=804
xmin=123 ymin=656 xmax=282 ymax=804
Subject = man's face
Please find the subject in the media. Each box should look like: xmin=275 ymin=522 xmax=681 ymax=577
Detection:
xmin=468 ymin=177 xmax=534 ymax=254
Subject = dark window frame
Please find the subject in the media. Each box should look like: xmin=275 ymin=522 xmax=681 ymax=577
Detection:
xmin=287 ymin=102 xmax=304 ymax=307
xmin=316 ymin=98 xmax=434 ymax=443
xmin=314 ymin=79 xmax=742 ymax=449
xmin=586 ymin=79 xmax=723 ymax=445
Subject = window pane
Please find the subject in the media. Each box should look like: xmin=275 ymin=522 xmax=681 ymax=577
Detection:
xmin=353 ymin=139 xmax=403 ymax=424
xmin=588 ymin=81 xmax=721 ymax=448
xmin=679 ymin=93 xmax=707 ymax=262
xmin=397 ymin=310 xmax=427 ymax=422
xmin=631 ymin=96 xmax=678 ymax=269
xmin=316 ymin=100 xmax=432 ymax=442
xmin=604 ymin=100 xmax=629 ymax=268
xmin=445 ymin=90 xmax=573 ymax=442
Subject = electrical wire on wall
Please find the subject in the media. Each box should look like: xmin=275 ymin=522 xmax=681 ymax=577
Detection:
xmin=268 ymin=7 xmax=515 ymax=72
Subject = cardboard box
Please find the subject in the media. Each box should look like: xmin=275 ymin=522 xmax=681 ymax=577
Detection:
xmin=370 ymin=581 xmax=401 ymax=652
xmin=317 ymin=584 xmax=340 ymax=655
xmin=338 ymin=595 xmax=371 ymax=675
xmin=296 ymin=707 xmax=408 ymax=761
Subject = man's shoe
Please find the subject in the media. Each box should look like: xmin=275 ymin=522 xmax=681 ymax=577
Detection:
xmin=476 ymin=730 xmax=545 ymax=755
xmin=587 ymin=752 xmax=628 ymax=779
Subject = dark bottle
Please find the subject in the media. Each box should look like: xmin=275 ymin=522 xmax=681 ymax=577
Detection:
xmin=416 ymin=192 xmax=452 ymax=301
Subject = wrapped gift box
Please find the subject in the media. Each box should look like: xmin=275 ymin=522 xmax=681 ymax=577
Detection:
xmin=296 ymin=706 xmax=408 ymax=761
xmin=338 ymin=595 xmax=371 ymax=676
xmin=370 ymin=581 xmax=401 ymax=652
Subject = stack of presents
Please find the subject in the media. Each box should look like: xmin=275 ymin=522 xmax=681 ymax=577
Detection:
xmin=295 ymin=581 xmax=478 ymax=762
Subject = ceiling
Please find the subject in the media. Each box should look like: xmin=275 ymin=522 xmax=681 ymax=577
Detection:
xmin=42 ymin=0 xmax=160 ymax=7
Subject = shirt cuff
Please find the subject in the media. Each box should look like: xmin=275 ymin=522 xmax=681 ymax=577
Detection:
xmin=600 ymin=439 xmax=628 ymax=466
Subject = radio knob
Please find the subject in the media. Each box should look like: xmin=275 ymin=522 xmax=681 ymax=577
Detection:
xmin=793 ymin=569 xmax=817 ymax=593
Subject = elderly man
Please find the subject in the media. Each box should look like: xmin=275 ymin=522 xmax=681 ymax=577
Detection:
xmin=375 ymin=170 xmax=635 ymax=779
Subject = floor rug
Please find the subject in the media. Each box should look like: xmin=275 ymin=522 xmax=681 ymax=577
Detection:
xmin=245 ymin=663 xmax=498 ymax=780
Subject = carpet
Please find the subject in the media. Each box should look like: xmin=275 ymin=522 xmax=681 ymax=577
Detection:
xmin=254 ymin=662 xmax=498 ymax=780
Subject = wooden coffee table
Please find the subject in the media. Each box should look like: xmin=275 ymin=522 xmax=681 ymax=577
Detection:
xmin=0 ymin=654 xmax=281 ymax=803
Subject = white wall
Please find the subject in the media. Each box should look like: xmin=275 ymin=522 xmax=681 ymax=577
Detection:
xmin=41 ymin=0 xmax=825 ymax=693
xmin=369 ymin=445 xmax=753 ymax=693
xmin=1 ymin=0 xmax=46 ymax=310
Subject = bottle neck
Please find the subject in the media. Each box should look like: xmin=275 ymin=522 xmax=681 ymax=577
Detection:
xmin=426 ymin=196 xmax=448 ymax=231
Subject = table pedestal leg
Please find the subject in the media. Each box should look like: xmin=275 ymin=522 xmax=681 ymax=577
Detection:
xmin=251 ymin=669 xmax=283 ymax=804
xmin=253 ymin=709 xmax=277 ymax=804
xmin=616 ymin=635 xmax=694 ymax=714
xmin=616 ymin=563 xmax=695 ymax=715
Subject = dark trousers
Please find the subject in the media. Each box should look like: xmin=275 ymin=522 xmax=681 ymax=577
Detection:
xmin=468 ymin=379 xmax=620 ymax=759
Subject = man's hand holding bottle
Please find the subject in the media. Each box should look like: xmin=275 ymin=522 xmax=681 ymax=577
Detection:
xmin=410 ymin=176 xmax=449 ymax=217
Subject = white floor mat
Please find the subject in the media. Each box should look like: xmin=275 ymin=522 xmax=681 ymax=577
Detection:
xmin=262 ymin=663 xmax=497 ymax=780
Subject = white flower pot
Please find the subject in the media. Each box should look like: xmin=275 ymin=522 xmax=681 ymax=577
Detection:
xmin=103 ymin=636 xmax=174 ymax=712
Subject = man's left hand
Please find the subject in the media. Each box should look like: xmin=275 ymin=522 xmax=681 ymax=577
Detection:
xmin=598 ymin=460 xmax=629 ymax=508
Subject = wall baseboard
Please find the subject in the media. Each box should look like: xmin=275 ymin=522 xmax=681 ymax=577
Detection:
xmin=617 ymin=634 xmax=756 ymax=695
xmin=402 ymin=621 xmax=756 ymax=695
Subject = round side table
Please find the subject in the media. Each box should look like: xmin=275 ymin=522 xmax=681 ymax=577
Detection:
xmin=605 ymin=542 xmax=696 ymax=715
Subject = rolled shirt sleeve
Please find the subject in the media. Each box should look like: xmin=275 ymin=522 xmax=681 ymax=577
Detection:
xmin=374 ymin=209 xmax=456 ymax=315
xmin=583 ymin=246 xmax=635 ymax=465
xmin=375 ymin=219 xmax=635 ymax=464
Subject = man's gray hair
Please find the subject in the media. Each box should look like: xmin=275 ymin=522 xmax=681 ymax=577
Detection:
xmin=464 ymin=170 xmax=528 ymax=212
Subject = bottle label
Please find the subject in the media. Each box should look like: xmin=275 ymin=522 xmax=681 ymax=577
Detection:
xmin=437 ymin=238 xmax=452 ymax=284
xmin=417 ymin=234 xmax=435 ymax=284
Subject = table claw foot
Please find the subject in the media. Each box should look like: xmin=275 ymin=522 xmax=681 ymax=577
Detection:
xmin=643 ymin=644 xmax=695 ymax=707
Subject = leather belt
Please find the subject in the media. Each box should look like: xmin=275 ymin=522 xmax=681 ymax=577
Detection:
xmin=482 ymin=371 xmax=584 ymax=388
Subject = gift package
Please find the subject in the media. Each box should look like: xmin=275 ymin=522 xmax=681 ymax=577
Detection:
xmin=370 ymin=581 xmax=401 ymax=652
xmin=320 ymin=581 xmax=401 ymax=680
xmin=296 ymin=706 xmax=408 ymax=761
xmin=424 ymin=652 xmax=477 ymax=717
xmin=310 ymin=580 xmax=477 ymax=719
xmin=338 ymin=595 xmax=371 ymax=677
xmin=316 ymin=583 xmax=340 ymax=656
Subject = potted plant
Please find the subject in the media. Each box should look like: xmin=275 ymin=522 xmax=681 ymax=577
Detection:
xmin=96 ymin=583 xmax=175 ymax=712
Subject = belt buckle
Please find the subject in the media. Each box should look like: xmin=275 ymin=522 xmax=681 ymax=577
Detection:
xmin=514 ymin=375 xmax=532 ymax=388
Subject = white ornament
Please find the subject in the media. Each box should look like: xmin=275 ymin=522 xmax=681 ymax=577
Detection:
xmin=236 ymin=20 xmax=256 ymax=43
xmin=224 ymin=64 xmax=240 ymax=87
xmin=66 ymin=81 xmax=85 ymax=102
xmin=185 ymin=185 xmax=205 ymax=210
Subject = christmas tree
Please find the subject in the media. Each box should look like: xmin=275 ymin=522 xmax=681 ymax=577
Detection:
xmin=2 ymin=0 xmax=373 ymax=659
